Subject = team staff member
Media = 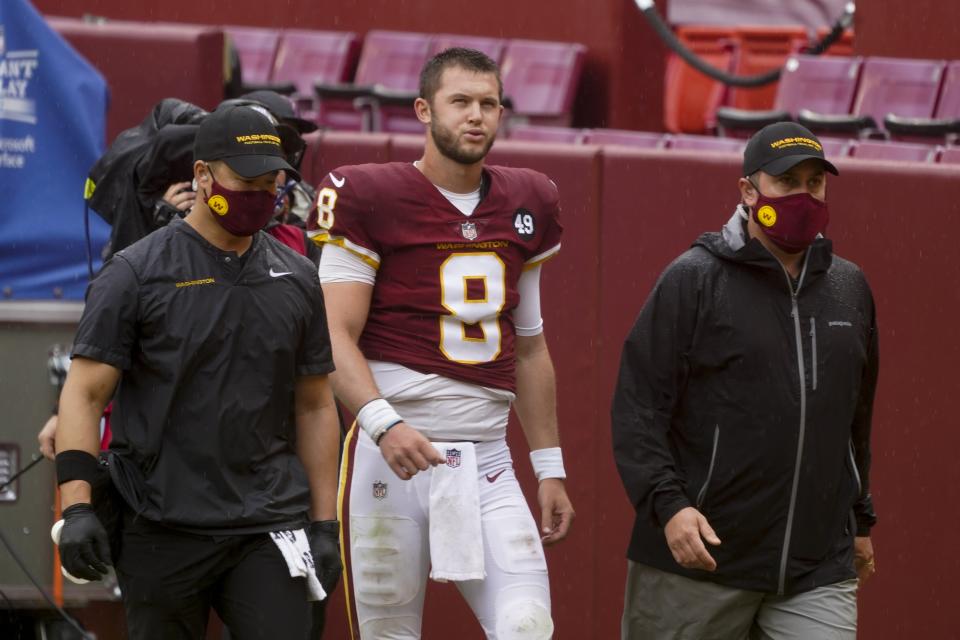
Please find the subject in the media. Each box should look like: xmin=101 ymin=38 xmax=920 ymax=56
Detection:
xmin=311 ymin=48 xmax=574 ymax=638
xmin=612 ymin=122 xmax=878 ymax=639
xmin=54 ymin=104 xmax=341 ymax=639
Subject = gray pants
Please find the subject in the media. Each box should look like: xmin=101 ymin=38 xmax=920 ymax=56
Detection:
xmin=621 ymin=561 xmax=857 ymax=640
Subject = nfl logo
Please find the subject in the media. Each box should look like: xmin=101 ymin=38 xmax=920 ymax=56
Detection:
xmin=446 ymin=448 xmax=462 ymax=468
xmin=373 ymin=480 xmax=387 ymax=500
xmin=461 ymin=222 xmax=478 ymax=241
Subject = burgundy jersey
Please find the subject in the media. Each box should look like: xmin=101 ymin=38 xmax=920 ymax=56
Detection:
xmin=309 ymin=162 xmax=562 ymax=392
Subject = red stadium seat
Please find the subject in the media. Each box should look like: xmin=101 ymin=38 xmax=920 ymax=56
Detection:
xmin=937 ymin=145 xmax=960 ymax=164
xmin=272 ymin=29 xmax=359 ymax=122
xmin=500 ymin=39 xmax=587 ymax=126
xmin=816 ymin=27 xmax=855 ymax=57
xmin=933 ymin=61 xmax=960 ymax=120
xmin=819 ymin=137 xmax=856 ymax=159
xmin=886 ymin=61 xmax=960 ymax=142
xmin=225 ymin=25 xmax=289 ymax=93
xmin=850 ymin=140 xmax=937 ymax=162
xmin=581 ymin=129 xmax=666 ymax=148
xmin=429 ymin=34 xmax=507 ymax=62
xmin=799 ymin=56 xmax=946 ymax=137
xmin=667 ymin=134 xmax=744 ymax=154
xmin=507 ymin=124 xmax=584 ymax=144
xmin=717 ymin=55 xmax=863 ymax=138
xmin=314 ymin=30 xmax=432 ymax=131
xmin=273 ymin=30 xmax=359 ymax=96
xmin=727 ymin=26 xmax=808 ymax=112
xmin=663 ymin=27 xmax=738 ymax=134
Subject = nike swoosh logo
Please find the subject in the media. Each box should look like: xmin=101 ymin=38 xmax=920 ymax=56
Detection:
xmin=485 ymin=469 xmax=506 ymax=483
xmin=269 ymin=268 xmax=293 ymax=278
xmin=330 ymin=173 xmax=345 ymax=188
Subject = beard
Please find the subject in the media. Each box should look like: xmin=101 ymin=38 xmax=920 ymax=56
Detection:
xmin=430 ymin=119 xmax=496 ymax=165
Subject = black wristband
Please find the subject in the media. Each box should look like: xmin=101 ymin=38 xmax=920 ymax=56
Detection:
xmin=310 ymin=519 xmax=340 ymax=535
xmin=55 ymin=450 xmax=100 ymax=486
xmin=374 ymin=420 xmax=403 ymax=445
xmin=62 ymin=502 xmax=96 ymax=519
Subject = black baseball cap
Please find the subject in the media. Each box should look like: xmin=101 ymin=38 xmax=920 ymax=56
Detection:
xmin=241 ymin=90 xmax=318 ymax=134
xmin=194 ymin=104 xmax=301 ymax=181
xmin=742 ymin=122 xmax=838 ymax=177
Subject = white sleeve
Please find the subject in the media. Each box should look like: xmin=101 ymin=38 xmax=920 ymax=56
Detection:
xmin=514 ymin=264 xmax=544 ymax=336
xmin=318 ymin=242 xmax=377 ymax=285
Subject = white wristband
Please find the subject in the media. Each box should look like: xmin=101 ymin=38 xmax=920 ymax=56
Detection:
xmin=530 ymin=447 xmax=566 ymax=481
xmin=357 ymin=398 xmax=403 ymax=444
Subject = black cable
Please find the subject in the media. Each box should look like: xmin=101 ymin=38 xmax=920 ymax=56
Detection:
xmin=634 ymin=0 xmax=855 ymax=88
xmin=0 ymin=528 xmax=93 ymax=639
xmin=0 ymin=454 xmax=45 ymax=493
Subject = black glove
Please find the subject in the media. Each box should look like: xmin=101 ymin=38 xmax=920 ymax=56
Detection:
xmin=59 ymin=503 xmax=111 ymax=581
xmin=308 ymin=520 xmax=342 ymax=595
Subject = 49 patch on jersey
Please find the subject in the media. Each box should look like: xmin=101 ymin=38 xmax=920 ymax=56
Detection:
xmin=514 ymin=209 xmax=536 ymax=240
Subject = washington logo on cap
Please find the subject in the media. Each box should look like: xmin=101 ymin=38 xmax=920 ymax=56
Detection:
xmin=235 ymin=133 xmax=281 ymax=147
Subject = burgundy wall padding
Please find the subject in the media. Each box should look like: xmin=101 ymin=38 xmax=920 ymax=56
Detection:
xmin=45 ymin=17 xmax=223 ymax=142
xmin=306 ymin=131 xmax=391 ymax=183
xmin=822 ymin=159 xmax=960 ymax=638
xmin=856 ymin=0 xmax=960 ymax=60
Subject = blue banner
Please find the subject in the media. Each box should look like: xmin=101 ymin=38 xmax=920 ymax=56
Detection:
xmin=0 ymin=0 xmax=109 ymax=300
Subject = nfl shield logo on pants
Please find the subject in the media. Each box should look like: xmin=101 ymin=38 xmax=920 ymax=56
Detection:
xmin=445 ymin=448 xmax=462 ymax=468
xmin=373 ymin=480 xmax=387 ymax=500
xmin=461 ymin=222 xmax=478 ymax=241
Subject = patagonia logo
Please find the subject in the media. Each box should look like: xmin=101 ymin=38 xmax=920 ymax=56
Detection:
xmin=176 ymin=277 xmax=216 ymax=288
xmin=828 ymin=320 xmax=853 ymax=327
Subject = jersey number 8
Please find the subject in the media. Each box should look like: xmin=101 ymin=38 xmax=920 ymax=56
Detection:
xmin=439 ymin=253 xmax=506 ymax=364
xmin=316 ymin=187 xmax=338 ymax=230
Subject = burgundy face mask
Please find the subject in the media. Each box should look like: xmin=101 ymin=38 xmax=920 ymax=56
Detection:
xmin=202 ymin=167 xmax=277 ymax=237
xmin=751 ymin=188 xmax=829 ymax=254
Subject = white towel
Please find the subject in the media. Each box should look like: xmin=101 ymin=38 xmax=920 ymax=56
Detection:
xmin=429 ymin=442 xmax=485 ymax=582
xmin=270 ymin=528 xmax=327 ymax=601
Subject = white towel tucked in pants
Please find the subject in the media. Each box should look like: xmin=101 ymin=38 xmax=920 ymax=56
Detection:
xmin=429 ymin=442 xmax=485 ymax=582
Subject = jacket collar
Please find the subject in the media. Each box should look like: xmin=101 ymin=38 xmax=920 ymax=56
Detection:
xmin=696 ymin=205 xmax=834 ymax=286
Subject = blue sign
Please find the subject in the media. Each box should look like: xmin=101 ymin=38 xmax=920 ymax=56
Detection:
xmin=0 ymin=0 xmax=109 ymax=300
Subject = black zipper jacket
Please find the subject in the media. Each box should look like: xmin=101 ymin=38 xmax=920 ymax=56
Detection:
xmin=611 ymin=208 xmax=878 ymax=595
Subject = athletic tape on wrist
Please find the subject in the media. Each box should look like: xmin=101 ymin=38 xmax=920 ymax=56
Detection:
xmin=357 ymin=398 xmax=403 ymax=443
xmin=55 ymin=450 xmax=100 ymax=486
xmin=530 ymin=447 xmax=566 ymax=481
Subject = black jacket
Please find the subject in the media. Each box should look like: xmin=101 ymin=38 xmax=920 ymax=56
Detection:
xmin=611 ymin=209 xmax=878 ymax=595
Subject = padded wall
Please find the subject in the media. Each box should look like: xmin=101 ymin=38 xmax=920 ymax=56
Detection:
xmin=45 ymin=17 xmax=224 ymax=141
xmin=856 ymin=0 xmax=960 ymax=60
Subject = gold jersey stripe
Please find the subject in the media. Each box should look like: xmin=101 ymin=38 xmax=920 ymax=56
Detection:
xmin=315 ymin=233 xmax=381 ymax=270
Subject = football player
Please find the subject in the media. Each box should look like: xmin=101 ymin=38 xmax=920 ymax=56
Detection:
xmin=310 ymin=48 xmax=574 ymax=639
